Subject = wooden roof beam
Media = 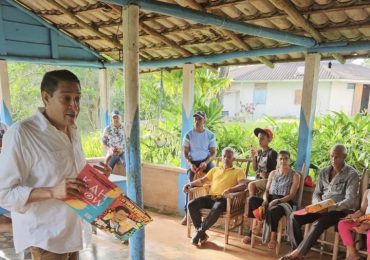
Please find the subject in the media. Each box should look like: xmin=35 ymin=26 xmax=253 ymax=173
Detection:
xmin=44 ymin=0 xmax=121 ymax=50
xmin=270 ymin=0 xmax=345 ymax=64
xmin=175 ymin=0 xmax=274 ymax=68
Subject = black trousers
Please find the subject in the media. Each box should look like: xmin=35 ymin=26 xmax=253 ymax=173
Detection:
xmin=183 ymin=159 xmax=214 ymax=212
xmin=248 ymin=195 xmax=291 ymax=232
xmin=188 ymin=195 xmax=227 ymax=231
xmin=288 ymin=210 xmax=346 ymax=255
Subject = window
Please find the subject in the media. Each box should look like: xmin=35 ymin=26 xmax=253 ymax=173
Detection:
xmin=294 ymin=89 xmax=302 ymax=105
xmin=347 ymin=83 xmax=355 ymax=90
xmin=253 ymin=83 xmax=267 ymax=105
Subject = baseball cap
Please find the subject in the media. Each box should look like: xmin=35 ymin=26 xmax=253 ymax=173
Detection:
xmin=111 ymin=110 xmax=121 ymax=117
xmin=193 ymin=111 xmax=206 ymax=119
xmin=254 ymin=127 xmax=274 ymax=141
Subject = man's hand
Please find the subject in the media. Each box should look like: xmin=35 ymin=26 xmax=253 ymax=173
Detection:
xmin=183 ymin=184 xmax=191 ymax=193
xmin=250 ymin=146 xmax=257 ymax=158
xmin=199 ymin=162 xmax=207 ymax=171
xmin=190 ymin=164 xmax=198 ymax=173
xmin=94 ymin=162 xmax=112 ymax=178
xmin=268 ymin=199 xmax=280 ymax=209
xmin=50 ymin=178 xmax=87 ymax=200
xmin=113 ymin=147 xmax=123 ymax=155
xmin=222 ymin=188 xmax=231 ymax=197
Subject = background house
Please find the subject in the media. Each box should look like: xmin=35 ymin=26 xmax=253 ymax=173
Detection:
xmin=222 ymin=62 xmax=370 ymax=120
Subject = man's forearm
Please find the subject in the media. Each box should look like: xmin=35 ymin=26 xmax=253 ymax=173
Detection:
xmin=229 ymin=183 xmax=246 ymax=193
xmin=27 ymin=187 xmax=54 ymax=203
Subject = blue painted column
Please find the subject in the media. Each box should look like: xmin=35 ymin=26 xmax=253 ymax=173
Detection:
xmin=122 ymin=4 xmax=144 ymax=260
xmin=99 ymin=68 xmax=110 ymax=129
xmin=0 ymin=60 xmax=11 ymax=215
xmin=178 ymin=64 xmax=195 ymax=213
xmin=0 ymin=60 xmax=12 ymax=126
xmin=296 ymin=53 xmax=320 ymax=175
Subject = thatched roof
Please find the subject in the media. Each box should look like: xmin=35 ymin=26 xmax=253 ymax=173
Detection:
xmin=8 ymin=0 xmax=370 ymax=70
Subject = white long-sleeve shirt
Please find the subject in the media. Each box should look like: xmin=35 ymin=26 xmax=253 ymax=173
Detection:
xmin=0 ymin=108 xmax=89 ymax=253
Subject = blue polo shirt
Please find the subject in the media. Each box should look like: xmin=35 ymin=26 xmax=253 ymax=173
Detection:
xmin=183 ymin=128 xmax=216 ymax=161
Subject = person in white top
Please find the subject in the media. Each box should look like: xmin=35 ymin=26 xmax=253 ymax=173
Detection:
xmin=0 ymin=70 xmax=110 ymax=260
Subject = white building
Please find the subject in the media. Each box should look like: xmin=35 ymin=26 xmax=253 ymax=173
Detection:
xmin=222 ymin=62 xmax=370 ymax=120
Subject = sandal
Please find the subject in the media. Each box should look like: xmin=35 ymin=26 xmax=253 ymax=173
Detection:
xmin=242 ymin=236 xmax=251 ymax=244
xmin=267 ymin=240 xmax=277 ymax=249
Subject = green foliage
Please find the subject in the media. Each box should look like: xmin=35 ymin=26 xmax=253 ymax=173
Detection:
xmin=81 ymin=130 xmax=104 ymax=157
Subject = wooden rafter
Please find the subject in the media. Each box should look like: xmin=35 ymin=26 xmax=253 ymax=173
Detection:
xmin=270 ymin=0 xmax=345 ymax=64
xmin=43 ymin=0 xmax=121 ymax=49
xmin=175 ymin=0 xmax=274 ymax=68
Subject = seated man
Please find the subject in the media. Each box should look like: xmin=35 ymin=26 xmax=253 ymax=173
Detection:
xmin=280 ymin=144 xmax=359 ymax=260
xmin=102 ymin=110 xmax=125 ymax=170
xmin=184 ymin=147 xmax=246 ymax=245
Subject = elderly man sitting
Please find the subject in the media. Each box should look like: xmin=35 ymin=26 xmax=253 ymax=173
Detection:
xmin=280 ymin=144 xmax=359 ymax=260
xmin=184 ymin=147 xmax=246 ymax=245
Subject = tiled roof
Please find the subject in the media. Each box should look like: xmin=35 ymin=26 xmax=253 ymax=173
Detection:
xmin=228 ymin=62 xmax=370 ymax=81
xmin=6 ymin=0 xmax=370 ymax=71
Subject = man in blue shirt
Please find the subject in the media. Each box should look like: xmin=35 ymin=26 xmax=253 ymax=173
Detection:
xmin=181 ymin=111 xmax=216 ymax=225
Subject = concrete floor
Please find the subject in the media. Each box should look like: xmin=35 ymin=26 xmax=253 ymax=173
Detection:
xmin=0 ymin=213 xmax=337 ymax=260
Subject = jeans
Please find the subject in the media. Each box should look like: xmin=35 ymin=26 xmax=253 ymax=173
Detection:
xmin=338 ymin=219 xmax=370 ymax=253
xmin=108 ymin=152 xmax=125 ymax=169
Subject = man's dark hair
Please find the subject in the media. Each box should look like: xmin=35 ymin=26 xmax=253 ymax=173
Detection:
xmin=41 ymin=70 xmax=80 ymax=96
xmin=278 ymin=150 xmax=291 ymax=158
xmin=115 ymin=206 xmax=130 ymax=215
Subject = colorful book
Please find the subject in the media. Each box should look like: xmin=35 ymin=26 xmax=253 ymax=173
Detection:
xmin=64 ymin=164 xmax=152 ymax=240
xmin=294 ymin=199 xmax=336 ymax=215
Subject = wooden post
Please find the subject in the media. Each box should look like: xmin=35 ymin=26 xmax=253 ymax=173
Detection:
xmin=0 ymin=60 xmax=11 ymax=125
xmin=351 ymin=83 xmax=363 ymax=115
xmin=296 ymin=53 xmax=320 ymax=175
xmin=123 ymin=4 xmax=144 ymax=260
xmin=178 ymin=64 xmax=195 ymax=213
xmin=99 ymin=68 xmax=110 ymax=129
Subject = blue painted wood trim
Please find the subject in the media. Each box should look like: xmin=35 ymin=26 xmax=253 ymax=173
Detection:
xmin=0 ymin=100 xmax=12 ymax=125
xmin=4 ymin=0 xmax=102 ymax=60
xmin=124 ymin=109 xmax=144 ymax=260
xmin=296 ymin=108 xmax=314 ymax=175
xmin=104 ymin=0 xmax=315 ymax=47
xmin=178 ymin=105 xmax=193 ymax=213
xmin=50 ymin=30 xmax=59 ymax=59
xmin=1 ymin=41 xmax=370 ymax=69
xmin=0 ymin=4 xmax=6 ymax=55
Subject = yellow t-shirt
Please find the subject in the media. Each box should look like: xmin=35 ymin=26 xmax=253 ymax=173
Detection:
xmin=206 ymin=167 xmax=246 ymax=196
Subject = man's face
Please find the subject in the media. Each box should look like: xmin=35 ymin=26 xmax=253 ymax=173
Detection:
xmin=330 ymin=148 xmax=346 ymax=170
xmin=113 ymin=209 xmax=128 ymax=223
xmin=112 ymin=115 xmax=121 ymax=125
xmin=278 ymin=154 xmax=290 ymax=167
xmin=194 ymin=115 xmax=205 ymax=128
xmin=222 ymin=150 xmax=235 ymax=167
xmin=42 ymin=81 xmax=81 ymax=131
xmin=257 ymin=133 xmax=269 ymax=147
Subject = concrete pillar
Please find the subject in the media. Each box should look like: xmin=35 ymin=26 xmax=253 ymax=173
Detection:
xmin=99 ymin=68 xmax=110 ymax=129
xmin=351 ymin=83 xmax=363 ymax=116
xmin=0 ymin=60 xmax=12 ymax=125
xmin=178 ymin=64 xmax=195 ymax=213
xmin=122 ymin=4 xmax=144 ymax=260
xmin=296 ymin=53 xmax=320 ymax=175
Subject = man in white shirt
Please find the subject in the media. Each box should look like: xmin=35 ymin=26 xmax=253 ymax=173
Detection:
xmin=0 ymin=70 xmax=109 ymax=260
